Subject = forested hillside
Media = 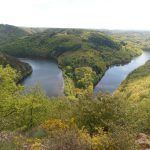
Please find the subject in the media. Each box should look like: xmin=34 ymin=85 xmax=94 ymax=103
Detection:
xmin=114 ymin=61 xmax=150 ymax=141
xmin=0 ymin=53 xmax=32 ymax=80
xmin=115 ymin=60 xmax=150 ymax=102
xmin=1 ymin=61 xmax=150 ymax=149
xmin=0 ymin=25 xmax=142 ymax=97
xmin=0 ymin=24 xmax=29 ymax=44
xmin=108 ymin=30 xmax=150 ymax=51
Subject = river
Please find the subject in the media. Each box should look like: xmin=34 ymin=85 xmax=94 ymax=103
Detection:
xmin=94 ymin=51 xmax=150 ymax=94
xmin=19 ymin=51 xmax=150 ymax=96
xmin=19 ymin=58 xmax=64 ymax=96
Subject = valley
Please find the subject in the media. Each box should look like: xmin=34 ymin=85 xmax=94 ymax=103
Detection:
xmin=1 ymin=24 xmax=150 ymax=149
xmin=0 ymin=24 xmax=143 ymax=97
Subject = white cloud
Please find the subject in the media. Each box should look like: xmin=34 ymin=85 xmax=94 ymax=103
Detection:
xmin=0 ymin=0 xmax=150 ymax=30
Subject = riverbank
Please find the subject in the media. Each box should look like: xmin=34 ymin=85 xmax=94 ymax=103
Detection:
xmin=94 ymin=51 xmax=150 ymax=93
xmin=17 ymin=49 xmax=142 ymax=97
xmin=60 ymin=48 xmax=142 ymax=97
xmin=0 ymin=53 xmax=32 ymax=81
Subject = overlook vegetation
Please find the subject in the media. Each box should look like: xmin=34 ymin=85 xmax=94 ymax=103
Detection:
xmin=0 ymin=65 xmax=140 ymax=149
xmin=1 ymin=61 xmax=150 ymax=149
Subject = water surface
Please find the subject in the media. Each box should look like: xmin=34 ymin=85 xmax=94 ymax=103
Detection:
xmin=19 ymin=58 xmax=64 ymax=96
xmin=19 ymin=51 xmax=150 ymax=96
xmin=94 ymin=51 xmax=150 ymax=93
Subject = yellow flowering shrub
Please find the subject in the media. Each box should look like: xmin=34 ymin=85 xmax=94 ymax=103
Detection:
xmin=41 ymin=119 xmax=69 ymax=131
xmin=30 ymin=140 xmax=42 ymax=150
xmin=13 ymin=134 xmax=43 ymax=150
xmin=78 ymin=128 xmax=110 ymax=150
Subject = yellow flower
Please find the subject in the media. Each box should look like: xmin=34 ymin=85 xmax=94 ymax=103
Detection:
xmin=30 ymin=142 xmax=41 ymax=150
xmin=41 ymin=119 xmax=69 ymax=131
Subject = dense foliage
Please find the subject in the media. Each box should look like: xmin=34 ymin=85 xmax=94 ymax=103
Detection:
xmin=0 ymin=24 xmax=29 ymax=44
xmin=0 ymin=65 xmax=139 ymax=149
xmin=0 ymin=53 xmax=32 ymax=81
xmin=115 ymin=60 xmax=150 ymax=102
xmin=109 ymin=31 xmax=150 ymax=52
xmin=115 ymin=60 xmax=150 ymax=132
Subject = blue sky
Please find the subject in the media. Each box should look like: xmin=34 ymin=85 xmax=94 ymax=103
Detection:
xmin=0 ymin=0 xmax=150 ymax=30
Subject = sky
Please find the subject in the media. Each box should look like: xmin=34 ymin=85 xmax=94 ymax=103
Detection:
xmin=0 ymin=0 xmax=150 ymax=30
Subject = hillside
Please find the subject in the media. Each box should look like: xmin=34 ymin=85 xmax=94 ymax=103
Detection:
xmin=1 ymin=54 xmax=150 ymax=149
xmin=107 ymin=30 xmax=150 ymax=51
xmin=0 ymin=24 xmax=30 ymax=44
xmin=112 ymin=61 xmax=150 ymax=149
xmin=0 ymin=27 xmax=142 ymax=96
xmin=0 ymin=53 xmax=32 ymax=80
xmin=0 ymin=24 xmax=49 ymax=45
xmin=115 ymin=60 xmax=150 ymax=102
xmin=0 ymin=65 xmax=141 ymax=150
xmin=1 ymin=60 xmax=150 ymax=149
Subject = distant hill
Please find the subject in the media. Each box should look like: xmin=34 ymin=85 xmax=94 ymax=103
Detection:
xmin=107 ymin=30 xmax=150 ymax=51
xmin=0 ymin=28 xmax=122 ymax=58
xmin=0 ymin=24 xmax=50 ymax=44
xmin=0 ymin=24 xmax=30 ymax=44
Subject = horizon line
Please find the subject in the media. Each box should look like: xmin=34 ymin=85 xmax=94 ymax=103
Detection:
xmin=1 ymin=23 xmax=150 ymax=32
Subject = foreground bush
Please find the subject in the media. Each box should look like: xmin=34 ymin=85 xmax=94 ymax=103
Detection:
xmin=0 ymin=65 xmax=143 ymax=149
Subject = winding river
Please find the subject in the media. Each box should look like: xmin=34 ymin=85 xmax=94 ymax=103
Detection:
xmin=94 ymin=51 xmax=150 ymax=94
xmin=19 ymin=51 xmax=150 ymax=96
xmin=19 ymin=58 xmax=64 ymax=96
